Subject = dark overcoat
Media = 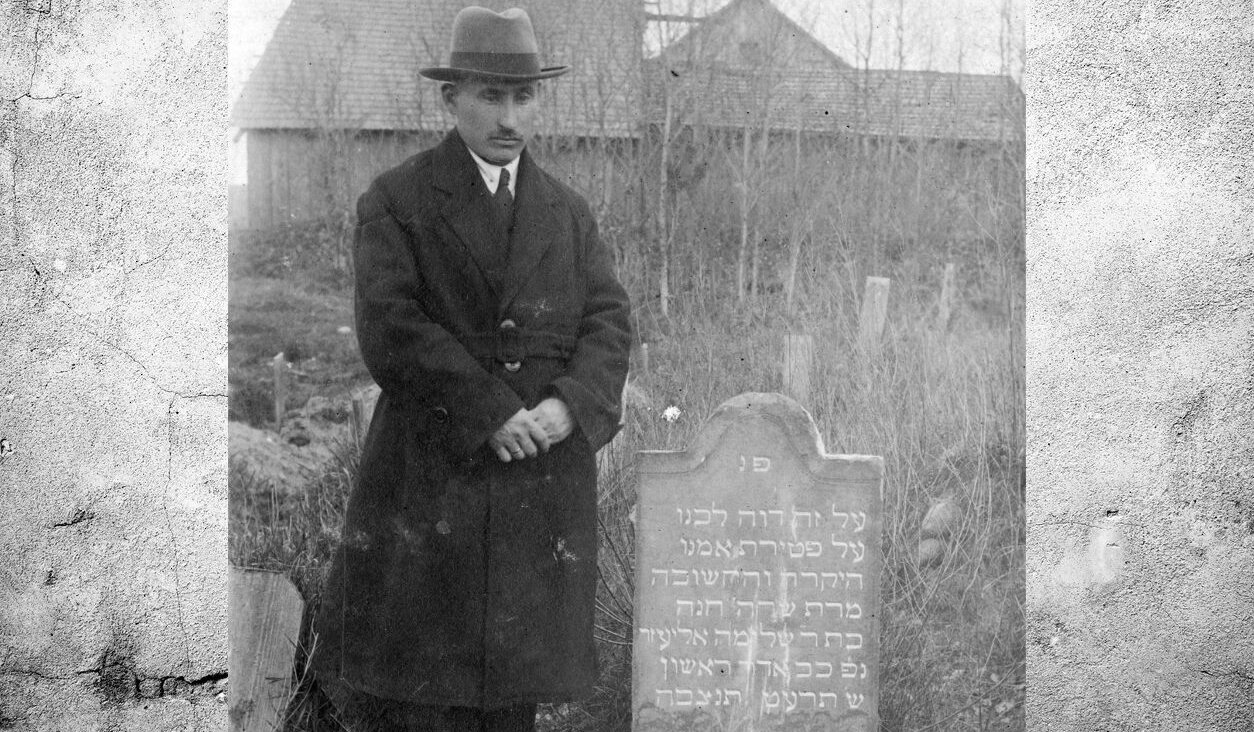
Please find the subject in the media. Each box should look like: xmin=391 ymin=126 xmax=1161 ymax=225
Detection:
xmin=312 ymin=130 xmax=632 ymax=709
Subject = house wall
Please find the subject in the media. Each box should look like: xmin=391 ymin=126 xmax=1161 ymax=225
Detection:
xmin=245 ymin=129 xmax=444 ymax=231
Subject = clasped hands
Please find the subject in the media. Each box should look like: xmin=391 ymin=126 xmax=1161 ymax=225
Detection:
xmin=487 ymin=397 xmax=573 ymax=463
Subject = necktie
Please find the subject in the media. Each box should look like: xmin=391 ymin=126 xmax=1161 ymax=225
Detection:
xmin=494 ymin=167 xmax=514 ymax=227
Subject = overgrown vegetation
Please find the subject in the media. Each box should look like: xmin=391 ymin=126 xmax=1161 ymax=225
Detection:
xmin=230 ymin=245 xmax=1024 ymax=730
xmin=228 ymin=274 xmax=370 ymax=427
xmin=232 ymin=3 xmax=1023 ymax=728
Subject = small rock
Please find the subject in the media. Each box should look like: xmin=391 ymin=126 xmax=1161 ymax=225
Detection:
xmin=918 ymin=537 xmax=945 ymax=568
xmin=337 ymin=326 xmax=353 ymax=334
xmin=921 ymin=497 xmax=963 ymax=539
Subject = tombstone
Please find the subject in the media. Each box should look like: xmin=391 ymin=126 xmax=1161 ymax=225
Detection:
xmin=633 ymin=393 xmax=884 ymax=731
xmin=781 ymin=335 xmax=814 ymax=406
xmin=229 ymin=567 xmax=305 ymax=732
xmin=857 ymin=277 xmax=891 ymax=351
xmin=936 ymin=263 xmax=957 ymax=331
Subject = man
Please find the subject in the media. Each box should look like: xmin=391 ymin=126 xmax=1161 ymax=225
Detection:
xmin=311 ymin=7 xmax=632 ymax=731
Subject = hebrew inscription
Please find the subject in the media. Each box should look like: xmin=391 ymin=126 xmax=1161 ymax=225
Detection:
xmin=633 ymin=394 xmax=883 ymax=731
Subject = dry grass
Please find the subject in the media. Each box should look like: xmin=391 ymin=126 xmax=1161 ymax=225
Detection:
xmin=229 ymin=247 xmax=1024 ymax=730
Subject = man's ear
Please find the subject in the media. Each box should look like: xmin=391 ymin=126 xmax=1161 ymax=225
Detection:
xmin=440 ymin=82 xmax=459 ymax=111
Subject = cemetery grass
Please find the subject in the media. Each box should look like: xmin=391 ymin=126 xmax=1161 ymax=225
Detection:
xmin=228 ymin=274 xmax=372 ymax=428
xmin=230 ymin=271 xmax=1025 ymax=731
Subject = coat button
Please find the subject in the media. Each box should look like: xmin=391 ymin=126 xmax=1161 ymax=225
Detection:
xmin=499 ymin=319 xmax=517 ymax=329
xmin=504 ymin=361 xmax=521 ymax=373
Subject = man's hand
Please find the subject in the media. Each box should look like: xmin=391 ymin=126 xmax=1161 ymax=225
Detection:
xmin=528 ymin=397 xmax=574 ymax=445
xmin=488 ymin=408 xmax=551 ymax=462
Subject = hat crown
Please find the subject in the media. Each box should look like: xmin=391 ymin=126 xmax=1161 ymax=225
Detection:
xmin=418 ymin=5 xmax=570 ymax=82
xmin=450 ymin=7 xmax=539 ymax=55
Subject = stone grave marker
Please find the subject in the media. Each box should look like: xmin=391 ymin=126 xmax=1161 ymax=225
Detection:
xmin=633 ymin=393 xmax=884 ymax=732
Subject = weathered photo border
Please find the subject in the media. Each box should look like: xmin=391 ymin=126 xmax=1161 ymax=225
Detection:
xmin=0 ymin=0 xmax=1249 ymax=730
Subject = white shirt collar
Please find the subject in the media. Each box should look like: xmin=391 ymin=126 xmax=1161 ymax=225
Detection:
xmin=465 ymin=145 xmax=519 ymax=196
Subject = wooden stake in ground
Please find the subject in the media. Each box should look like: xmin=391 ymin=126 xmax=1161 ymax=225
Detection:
xmin=272 ymin=352 xmax=287 ymax=429
xmin=858 ymin=277 xmax=891 ymax=351
xmin=228 ymin=568 xmax=305 ymax=732
xmin=937 ymin=262 xmax=957 ymax=331
xmin=782 ymin=334 xmax=814 ymax=406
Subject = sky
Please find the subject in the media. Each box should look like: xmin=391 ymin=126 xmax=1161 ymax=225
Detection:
xmin=773 ymin=0 xmax=1022 ymax=77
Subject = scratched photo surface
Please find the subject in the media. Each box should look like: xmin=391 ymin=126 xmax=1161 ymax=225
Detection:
xmin=1024 ymin=0 xmax=1254 ymax=729
xmin=226 ymin=1 xmax=1024 ymax=731
xmin=0 ymin=2 xmax=229 ymax=730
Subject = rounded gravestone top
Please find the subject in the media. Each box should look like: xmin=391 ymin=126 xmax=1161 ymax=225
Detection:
xmin=641 ymin=392 xmax=882 ymax=483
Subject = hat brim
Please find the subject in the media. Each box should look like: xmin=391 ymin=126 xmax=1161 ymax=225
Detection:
xmin=419 ymin=65 xmax=571 ymax=83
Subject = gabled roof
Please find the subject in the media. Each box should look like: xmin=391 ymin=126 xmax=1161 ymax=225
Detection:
xmin=653 ymin=0 xmax=851 ymax=72
xmin=231 ymin=0 xmax=642 ymax=137
xmin=646 ymin=0 xmax=1022 ymax=142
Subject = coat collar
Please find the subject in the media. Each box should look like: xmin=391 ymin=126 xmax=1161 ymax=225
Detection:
xmin=432 ymin=129 xmax=562 ymax=312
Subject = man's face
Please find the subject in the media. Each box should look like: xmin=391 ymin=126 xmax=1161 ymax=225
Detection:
xmin=442 ymin=78 xmax=539 ymax=165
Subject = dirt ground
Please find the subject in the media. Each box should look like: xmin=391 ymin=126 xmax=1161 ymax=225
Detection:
xmin=229 ymin=396 xmax=354 ymax=494
xmin=228 ymin=274 xmax=377 ymax=490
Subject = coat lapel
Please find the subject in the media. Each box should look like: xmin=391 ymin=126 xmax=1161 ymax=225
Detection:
xmin=498 ymin=150 xmax=562 ymax=310
xmin=432 ymin=131 xmax=507 ymax=297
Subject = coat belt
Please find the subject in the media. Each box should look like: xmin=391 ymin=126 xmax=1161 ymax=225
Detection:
xmin=462 ymin=328 xmax=578 ymax=365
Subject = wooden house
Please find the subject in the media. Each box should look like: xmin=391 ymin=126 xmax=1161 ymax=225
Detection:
xmin=230 ymin=0 xmax=643 ymax=231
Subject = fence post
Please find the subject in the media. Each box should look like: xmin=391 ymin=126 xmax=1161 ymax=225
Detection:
xmin=272 ymin=352 xmax=287 ymax=429
xmin=937 ymin=262 xmax=957 ymax=331
xmin=858 ymin=277 xmax=891 ymax=351
xmin=782 ymin=334 xmax=814 ymax=406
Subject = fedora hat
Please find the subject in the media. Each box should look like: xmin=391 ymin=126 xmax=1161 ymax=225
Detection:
xmin=420 ymin=7 xmax=571 ymax=82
